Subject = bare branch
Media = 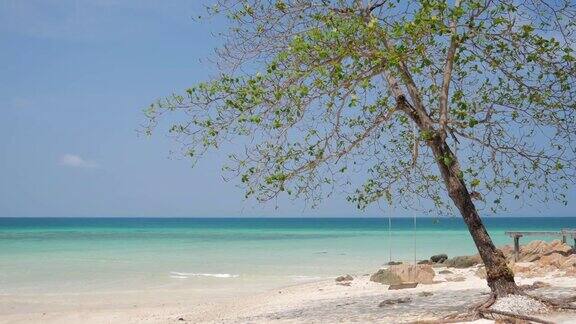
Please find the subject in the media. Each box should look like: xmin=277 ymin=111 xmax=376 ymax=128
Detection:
xmin=439 ymin=0 xmax=462 ymax=139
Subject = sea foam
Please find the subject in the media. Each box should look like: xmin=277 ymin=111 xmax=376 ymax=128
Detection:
xmin=169 ymin=272 xmax=239 ymax=278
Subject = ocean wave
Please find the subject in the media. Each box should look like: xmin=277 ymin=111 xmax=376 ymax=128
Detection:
xmin=169 ymin=272 xmax=239 ymax=278
xmin=169 ymin=275 xmax=188 ymax=279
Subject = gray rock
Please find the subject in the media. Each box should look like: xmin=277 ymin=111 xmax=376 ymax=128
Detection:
xmin=369 ymin=269 xmax=402 ymax=285
xmin=335 ymin=274 xmax=353 ymax=282
xmin=336 ymin=281 xmax=351 ymax=286
xmin=438 ymin=269 xmax=453 ymax=274
xmin=418 ymin=291 xmax=434 ymax=297
xmin=378 ymin=297 xmax=412 ymax=307
xmin=520 ymin=281 xmax=551 ymax=290
xmin=444 ymin=255 xmax=481 ymax=268
xmin=430 ymin=254 xmax=448 ymax=263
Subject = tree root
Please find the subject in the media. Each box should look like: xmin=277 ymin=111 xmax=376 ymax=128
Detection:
xmin=479 ymin=309 xmax=554 ymax=324
xmin=441 ymin=292 xmax=496 ymax=321
xmin=563 ymin=296 xmax=576 ymax=303
xmin=440 ymin=290 xmax=576 ymax=324
xmin=528 ymin=294 xmax=576 ymax=311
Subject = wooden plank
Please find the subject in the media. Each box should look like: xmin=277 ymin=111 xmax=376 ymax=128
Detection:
xmin=505 ymin=231 xmax=563 ymax=237
xmin=505 ymin=229 xmax=576 ymax=254
xmin=514 ymin=236 xmax=520 ymax=262
xmin=388 ymin=282 xmax=418 ymax=290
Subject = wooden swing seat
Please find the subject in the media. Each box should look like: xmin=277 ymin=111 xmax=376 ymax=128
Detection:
xmin=388 ymin=282 xmax=418 ymax=290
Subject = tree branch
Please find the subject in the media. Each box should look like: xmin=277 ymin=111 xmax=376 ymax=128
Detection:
xmin=439 ymin=0 xmax=462 ymax=139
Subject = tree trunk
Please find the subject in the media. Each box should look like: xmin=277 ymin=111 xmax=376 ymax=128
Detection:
xmin=429 ymin=137 xmax=520 ymax=297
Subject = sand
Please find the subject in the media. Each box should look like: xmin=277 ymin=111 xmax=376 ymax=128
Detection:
xmin=1 ymin=266 xmax=575 ymax=323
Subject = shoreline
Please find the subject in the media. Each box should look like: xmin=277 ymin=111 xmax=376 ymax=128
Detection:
xmin=2 ymin=239 xmax=575 ymax=323
xmin=2 ymin=266 xmax=576 ymax=323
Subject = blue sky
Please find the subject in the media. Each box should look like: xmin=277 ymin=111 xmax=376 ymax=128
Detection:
xmin=0 ymin=0 xmax=574 ymax=217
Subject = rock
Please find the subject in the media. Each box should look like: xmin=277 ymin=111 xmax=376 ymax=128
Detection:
xmin=387 ymin=261 xmax=403 ymax=265
xmin=378 ymin=297 xmax=412 ymax=307
xmin=335 ymin=274 xmax=353 ymax=282
xmin=438 ymin=269 xmax=453 ymax=274
xmin=430 ymin=254 xmax=448 ymax=263
xmin=511 ymin=262 xmax=542 ymax=278
xmin=418 ymin=291 xmax=433 ymax=297
xmin=437 ymin=240 xmax=575 ymax=277
xmin=445 ymin=255 xmax=481 ymax=268
xmin=538 ymin=252 xmax=565 ymax=268
xmin=417 ymin=260 xmax=431 ymax=265
xmin=520 ymin=281 xmax=551 ymax=290
xmin=507 ymin=240 xmax=573 ymax=263
xmin=177 ymin=317 xmax=185 ymax=321
xmin=370 ymin=269 xmax=403 ymax=285
xmin=565 ymin=267 xmax=576 ymax=277
xmin=388 ymin=264 xmax=435 ymax=284
xmin=509 ymin=250 xmax=576 ymax=277
xmin=564 ymin=255 xmax=576 ymax=269
xmin=520 ymin=240 xmax=554 ymax=262
xmin=336 ymin=281 xmax=351 ymax=286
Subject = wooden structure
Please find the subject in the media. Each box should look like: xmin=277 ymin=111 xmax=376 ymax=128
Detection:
xmin=388 ymin=282 xmax=418 ymax=290
xmin=505 ymin=229 xmax=576 ymax=261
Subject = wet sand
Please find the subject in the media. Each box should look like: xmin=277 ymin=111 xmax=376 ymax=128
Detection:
xmin=2 ymin=266 xmax=575 ymax=323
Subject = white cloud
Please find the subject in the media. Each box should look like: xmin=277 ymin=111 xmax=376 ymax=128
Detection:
xmin=59 ymin=154 xmax=99 ymax=168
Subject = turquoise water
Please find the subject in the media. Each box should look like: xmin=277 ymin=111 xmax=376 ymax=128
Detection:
xmin=0 ymin=217 xmax=574 ymax=295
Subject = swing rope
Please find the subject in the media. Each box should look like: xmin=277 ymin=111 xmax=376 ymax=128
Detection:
xmin=412 ymin=122 xmax=418 ymax=267
xmin=413 ymin=208 xmax=417 ymax=265
xmin=384 ymin=121 xmax=419 ymax=269
xmin=388 ymin=209 xmax=393 ymax=263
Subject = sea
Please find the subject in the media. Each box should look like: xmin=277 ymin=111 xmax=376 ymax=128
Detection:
xmin=0 ymin=217 xmax=574 ymax=296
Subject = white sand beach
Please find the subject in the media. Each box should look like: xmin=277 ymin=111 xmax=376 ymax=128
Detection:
xmin=3 ymin=0 xmax=576 ymax=321
xmin=2 ymin=264 xmax=575 ymax=324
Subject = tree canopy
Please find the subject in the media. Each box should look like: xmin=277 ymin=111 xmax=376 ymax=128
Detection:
xmin=144 ymin=0 xmax=576 ymax=214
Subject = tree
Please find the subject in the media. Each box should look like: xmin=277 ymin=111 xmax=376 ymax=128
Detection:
xmin=145 ymin=0 xmax=575 ymax=301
